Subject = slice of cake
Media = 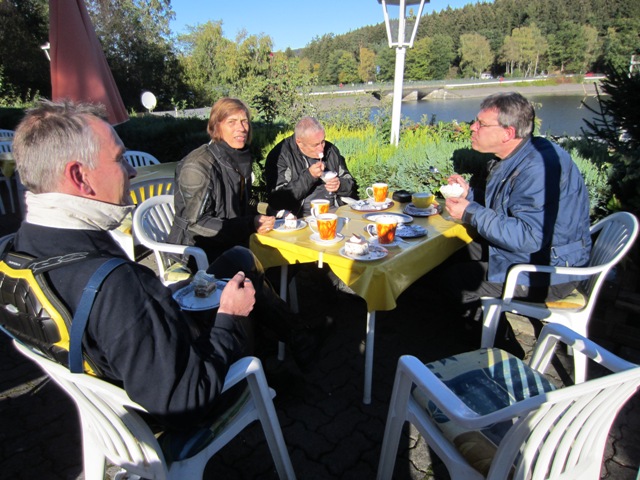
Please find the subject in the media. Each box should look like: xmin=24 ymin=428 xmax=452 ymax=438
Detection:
xmin=344 ymin=234 xmax=370 ymax=256
xmin=284 ymin=212 xmax=298 ymax=229
xmin=192 ymin=270 xmax=217 ymax=297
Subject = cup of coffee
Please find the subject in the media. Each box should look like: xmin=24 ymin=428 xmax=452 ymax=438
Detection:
xmin=309 ymin=214 xmax=349 ymax=241
xmin=311 ymin=199 xmax=331 ymax=217
xmin=411 ymin=192 xmax=435 ymax=209
xmin=366 ymin=183 xmax=389 ymax=203
xmin=365 ymin=215 xmax=398 ymax=244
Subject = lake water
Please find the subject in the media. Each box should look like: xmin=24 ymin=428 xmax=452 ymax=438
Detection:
xmin=371 ymin=94 xmax=602 ymax=137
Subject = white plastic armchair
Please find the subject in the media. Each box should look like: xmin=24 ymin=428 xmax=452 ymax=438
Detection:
xmin=14 ymin=340 xmax=296 ymax=480
xmin=132 ymin=194 xmax=208 ymax=284
xmin=0 ymin=129 xmax=14 ymax=140
xmin=0 ymin=140 xmax=16 ymax=215
xmin=377 ymin=323 xmax=640 ymax=480
xmin=123 ymin=150 xmax=160 ymax=168
xmin=481 ymin=211 xmax=638 ymax=384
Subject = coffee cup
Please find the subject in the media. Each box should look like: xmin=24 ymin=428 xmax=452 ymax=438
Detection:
xmin=366 ymin=183 xmax=389 ymax=203
xmin=309 ymin=213 xmax=349 ymax=241
xmin=365 ymin=215 xmax=398 ymax=244
xmin=411 ymin=192 xmax=435 ymax=209
xmin=310 ymin=199 xmax=331 ymax=217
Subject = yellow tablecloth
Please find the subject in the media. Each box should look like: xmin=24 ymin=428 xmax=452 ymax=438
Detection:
xmin=250 ymin=200 xmax=475 ymax=312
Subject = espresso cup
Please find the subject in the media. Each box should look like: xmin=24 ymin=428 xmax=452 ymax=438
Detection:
xmin=365 ymin=216 xmax=398 ymax=244
xmin=309 ymin=214 xmax=349 ymax=240
xmin=412 ymin=192 xmax=435 ymax=209
xmin=311 ymin=199 xmax=331 ymax=217
xmin=366 ymin=183 xmax=389 ymax=203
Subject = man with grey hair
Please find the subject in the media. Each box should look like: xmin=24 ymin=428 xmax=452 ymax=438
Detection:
xmin=441 ymin=92 xmax=592 ymax=354
xmin=265 ymin=116 xmax=357 ymax=217
xmin=8 ymin=99 xmax=261 ymax=433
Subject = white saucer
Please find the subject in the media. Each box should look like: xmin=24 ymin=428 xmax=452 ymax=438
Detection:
xmin=173 ymin=281 xmax=227 ymax=311
xmin=404 ymin=203 xmax=441 ymax=217
xmin=369 ymin=238 xmax=400 ymax=248
xmin=310 ymin=233 xmax=344 ymax=245
xmin=273 ymin=219 xmax=307 ymax=232
xmin=339 ymin=245 xmax=388 ymax=261
xmin=396 ymin=224 xmax=428 ymax=238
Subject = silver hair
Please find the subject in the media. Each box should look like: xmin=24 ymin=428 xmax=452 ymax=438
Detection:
xmin=13 ymin=99 xmax=107 ymax=193
xmin=480 ymin=92 xmax=535 ymax=138
xmin=294 ymin=116 xmax=324 ymax=140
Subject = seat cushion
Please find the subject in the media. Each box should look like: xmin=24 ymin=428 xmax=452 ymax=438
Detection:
xmin=158 ymin=385 xmax=251 ymax=463
xmin=413 ymin=348 xmax=556 ymax=476
xmin=545 ymin=289 xmax=586 ymax=309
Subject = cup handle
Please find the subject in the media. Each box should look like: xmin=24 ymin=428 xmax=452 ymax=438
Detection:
xmin=311 ymin=207 xmax=318 ymax=217
xmin=365 ymin=187 xmax=373 ymax=199
xmin=365 ymin=224 xmax=376 ymax=237
xmin=308 ymin=218 xmax=318 ymax=233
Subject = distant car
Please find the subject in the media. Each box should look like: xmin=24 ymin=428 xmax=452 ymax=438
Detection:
xmin=480 ymin=73 xmax=493 ymax=80
xmin=585 ymin=72 xmax=596 ymax=77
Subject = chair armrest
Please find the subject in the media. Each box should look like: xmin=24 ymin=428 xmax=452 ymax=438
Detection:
xmin=397 ymin=355 xmax=548 ymax=430
xmin=530 ymin=324 xmax=637 ymax=374
xmin=183 ymin=246 xmax=210 ymax=271
xmin=221 ymin=356 xmax=263 ymax=393
xmin=502 ymin=263 xmax=604 ymax=303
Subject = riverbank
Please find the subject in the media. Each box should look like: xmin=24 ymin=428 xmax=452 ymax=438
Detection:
xmin=312 ymin=81 xmax=600 ymax=111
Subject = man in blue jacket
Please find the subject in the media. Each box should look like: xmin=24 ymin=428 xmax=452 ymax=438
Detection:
xmin=443 ymin=92 xmax=591 ymax=352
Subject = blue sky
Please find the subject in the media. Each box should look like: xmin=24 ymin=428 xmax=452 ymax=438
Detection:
xmin=170 ymin=0 xmax=486 ymax=51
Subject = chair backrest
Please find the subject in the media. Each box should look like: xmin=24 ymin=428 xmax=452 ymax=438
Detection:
xmin=582 ymin=212 xmax=639 ymax=299
xmin=132 ymin=195 xmax=209 ymax=282
xmin=129 ymin=177 xmax=174 ymax=205
xmin=0 ymin=129 xmax=15 ymax=139
xmin=13 ymin=340 xmax=169 ymax=479
xmin=123 ymin=150 xmax=160 ymax=168
xmin=0 ymin=140 xmax=12 ymax=153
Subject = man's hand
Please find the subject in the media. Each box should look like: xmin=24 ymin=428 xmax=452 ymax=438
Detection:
xmin=445 ymin=197 xmax=469 ymax=220
xmin=255 ymin=215 xmax=275 ymax=234
xmin=447 ymin=174 xmax=470 ymax=199
xmin=308 ymin=161 xmax=324 ymax=178
xmin=324 ymin=176 xmax=340 ymax=192
xmin=218 ymin=271 xmax=255 ymax=317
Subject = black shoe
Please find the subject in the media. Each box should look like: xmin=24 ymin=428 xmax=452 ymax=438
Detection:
xmin=289 ymin=317 xmax=335 ymax=370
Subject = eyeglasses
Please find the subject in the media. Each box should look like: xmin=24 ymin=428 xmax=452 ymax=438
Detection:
xmin=473 ymin=118 xmax=505 ymax=129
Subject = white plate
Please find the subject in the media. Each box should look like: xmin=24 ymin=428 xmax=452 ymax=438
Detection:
xmin=339 ymin=245 xmax=388 ymax=261
xmin=369 ymin=238 xmax=400 ymax=248
xmin=273 ymin=219 xmax=307 ymax=232
xmin=362 ymin=212 xmax=413 ymax=224
xmin=173 ymin=281 xmax=227 ymax=311
xmin=404 ymin=203 xmax=441 ymax=217
xmin=350 ymin=199 xmax=394 ymax=212
xmin=310 ymin=233 xmax=344 ymax=245
xmin=396 ymin=224 xmax=428 ymax=238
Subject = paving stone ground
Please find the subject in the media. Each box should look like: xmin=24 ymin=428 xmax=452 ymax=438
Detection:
xmin=1 ymin=214 xmax=639 ymax=479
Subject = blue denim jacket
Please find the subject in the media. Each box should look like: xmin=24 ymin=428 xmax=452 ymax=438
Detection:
xmin=463 ymin=136 xmax=592 ymax=285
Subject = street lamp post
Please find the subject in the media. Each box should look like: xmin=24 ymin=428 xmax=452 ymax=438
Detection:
xmin=377 ymin=0 xmax=428 ymax=145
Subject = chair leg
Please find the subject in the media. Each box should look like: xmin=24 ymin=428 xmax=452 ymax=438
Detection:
xmin=248 ymin=365 xmax=296 ymax=479
xmin=82 ymin=433 xmax=108 ymax=480
xmin=481 ymin=298 xmax=502 ymax=348
xmin=377 ymin=362 xmax=413 ymax=480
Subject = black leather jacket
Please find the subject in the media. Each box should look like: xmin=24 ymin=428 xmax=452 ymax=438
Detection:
xmin=169 ymin=142 xmax=257 ymax=262
xmin=265 ymin=136 xmax=357 ymax=217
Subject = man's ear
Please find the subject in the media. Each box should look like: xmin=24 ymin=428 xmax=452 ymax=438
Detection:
xmin=502 ymin=126 xmax=517 ymax=143
xmin=64 ymin=162 xmax=95 ymax=195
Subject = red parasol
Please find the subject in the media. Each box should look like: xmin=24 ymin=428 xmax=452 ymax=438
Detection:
xmin=49 ymin=0 xmax=128 ymax=125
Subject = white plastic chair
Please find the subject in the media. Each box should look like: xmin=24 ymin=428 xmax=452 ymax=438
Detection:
xmin=0 ymin=129 xmax=14 ymax=140
xmin=481 ymin=211 xmax=639 ymax=384
xmin=132 ymin=194 xmax=208 ymax=284
xmin=123 ymin=150 xmax=160 ymax=168
xmin=14 ymin=340 xmax=296 ymax=480
xmin=377 ymin=323 xmax=640 ymax=480
xmin=0 ymin=140 xmax=16 ymax=215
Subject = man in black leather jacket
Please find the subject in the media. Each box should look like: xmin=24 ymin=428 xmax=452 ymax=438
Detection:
xmin=265 ymin=117 xmax=357 ymax=217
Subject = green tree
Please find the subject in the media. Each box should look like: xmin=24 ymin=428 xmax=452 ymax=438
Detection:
xmin=337 ymin=51 xmax=359 ymax=84
xmin=501 ymin=24 xmax=547 ymax=76
xmin=459 ymin=33 xmax=493 ymax=77
xmin=601 ymin=18 xmax=640 ymax=72
xmin=548 ymin=21 xmax=594 ymax=73
xmin=358 ymin=46 xmax=377 ymax=83
xmin=405 ymin=36 xmax=432 ymax=80
xmin=427 ymin=34 xmax=456 ymax=79
xmin=0 ymin=0 xmax=50 ymax=101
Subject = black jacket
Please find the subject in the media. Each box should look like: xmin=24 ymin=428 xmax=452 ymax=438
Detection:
xmin=13 ymin=223 xmax=247 ymax=430
xmin=169 ymin=142 xmax=257 ymax=262
xmin=265 ymin=135 xmax=357 ymax=217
